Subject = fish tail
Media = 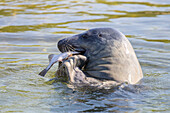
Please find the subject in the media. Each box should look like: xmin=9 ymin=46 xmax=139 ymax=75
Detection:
xmin=39 ymin=69 xmax=48 ymax=77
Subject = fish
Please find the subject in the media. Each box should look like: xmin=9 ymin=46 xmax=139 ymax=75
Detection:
xmin=39 ymin=51 xmax=79 ymax=77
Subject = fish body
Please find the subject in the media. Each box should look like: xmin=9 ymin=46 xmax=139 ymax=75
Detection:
xmin=39 ymin=51 xmax=79 ymax=77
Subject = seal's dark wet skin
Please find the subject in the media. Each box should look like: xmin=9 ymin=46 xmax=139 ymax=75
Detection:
xmin=56 ymin=28 xmax=143 ymax=89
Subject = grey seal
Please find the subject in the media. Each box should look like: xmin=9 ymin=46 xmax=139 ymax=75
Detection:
xmin=56 ymin=28 xmax=143 ymax=89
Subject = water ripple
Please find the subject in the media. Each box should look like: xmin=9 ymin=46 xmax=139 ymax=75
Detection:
xmin=0 ymin=0 xmax=170 ymax=112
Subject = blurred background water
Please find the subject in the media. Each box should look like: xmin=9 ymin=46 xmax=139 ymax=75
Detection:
xmin=0 ymin=0 xmax=170 ymax=112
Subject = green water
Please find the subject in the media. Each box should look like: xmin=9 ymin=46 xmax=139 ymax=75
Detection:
xmin=0 ymin=0 xmax=170 ymax=112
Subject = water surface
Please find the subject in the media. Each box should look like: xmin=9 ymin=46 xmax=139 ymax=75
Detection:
xmin=0 ymin=0 xmax=170 ymax=112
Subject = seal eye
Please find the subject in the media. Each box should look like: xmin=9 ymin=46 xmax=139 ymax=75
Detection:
xmin=82 ymin=34 xmax=88 ymax=39
xmin=98 ymin=34 xmax=102 ymax=37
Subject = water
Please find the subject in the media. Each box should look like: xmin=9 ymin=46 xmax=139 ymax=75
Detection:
xmin=0 ymin=0 xmax=170 ymax=112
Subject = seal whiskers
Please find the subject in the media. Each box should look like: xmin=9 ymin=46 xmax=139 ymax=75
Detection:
xmin=67 ymin=44 xmax=76 ymax=51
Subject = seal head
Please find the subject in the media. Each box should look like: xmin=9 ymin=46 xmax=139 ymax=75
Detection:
xmin=58 ymin=28 xmax=143 ymax=84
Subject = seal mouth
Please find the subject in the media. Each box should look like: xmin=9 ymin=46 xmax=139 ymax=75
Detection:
xmin=58 ymin=42 xmax=86 ymax=55
xmin=72 ymin=45 xmax=86 ymax=55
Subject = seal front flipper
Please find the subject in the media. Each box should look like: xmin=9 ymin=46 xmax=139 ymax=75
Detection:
xmin=56 ymin=55 xmax=87 ymax=83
